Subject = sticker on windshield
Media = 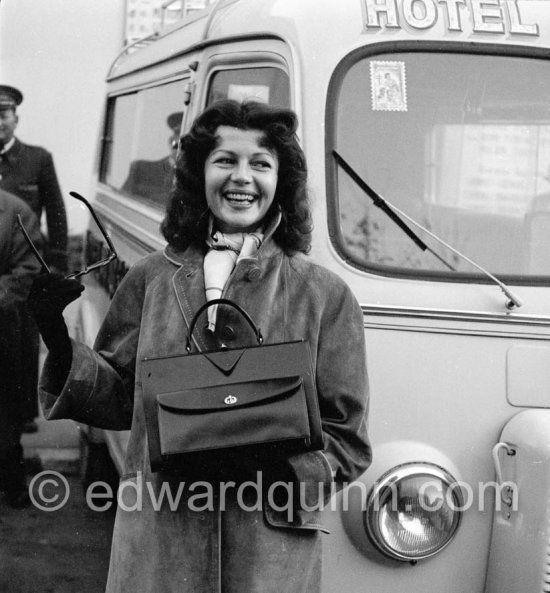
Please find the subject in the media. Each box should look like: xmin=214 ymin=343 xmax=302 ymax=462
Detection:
xmin=370 ymin=61 xmax=407 ymax=112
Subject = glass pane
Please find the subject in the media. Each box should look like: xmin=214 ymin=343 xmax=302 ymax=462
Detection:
xmin=206 ymin=67 xmax=290 ymax=108
xmin=103 ymin=79 xmax=187 ymax=209
xmin=333 ymin=52 xmax=550 ymax=279
xmin=103 ymin=93 xmax=138 ymax=189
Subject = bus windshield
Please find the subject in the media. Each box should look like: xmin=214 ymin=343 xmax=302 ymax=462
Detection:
xmin=331 ymin=50 xmax=550 ymax=282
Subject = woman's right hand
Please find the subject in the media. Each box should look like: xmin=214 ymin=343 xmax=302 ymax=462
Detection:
xmin=28 ymin=272 xmax=84 ymax=316
xmin=27 ymin=272 xmax=84 ymax=355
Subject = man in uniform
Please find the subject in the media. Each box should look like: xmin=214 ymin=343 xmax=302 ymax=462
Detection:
xmin=122 ymin=111 xmax=183 ymax=206
xmin=0 ymin=84 xmax=68 ymax=432
xmin=0 ymin=188 xmax=42 ymax=506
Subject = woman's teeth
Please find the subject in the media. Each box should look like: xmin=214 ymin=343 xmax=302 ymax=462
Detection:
xmin=225 ymin=193 xmax=255 ymax=202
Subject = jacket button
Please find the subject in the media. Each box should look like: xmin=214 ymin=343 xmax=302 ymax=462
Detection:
xmin=220 ymin=325 xmax=236 ymax=340
xmin=246 ymin=266 xmax=261 ymax=281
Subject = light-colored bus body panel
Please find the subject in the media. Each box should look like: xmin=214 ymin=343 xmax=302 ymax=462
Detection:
xmin=323 ymin=321 xmax=550 ymax=591
xmin=79 ymin=2 xmax=550 ymax=591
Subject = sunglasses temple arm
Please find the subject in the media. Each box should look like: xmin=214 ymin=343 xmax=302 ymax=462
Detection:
xmin=69 ymin=191 xmax=118 ymax=256
xmin=16 ymin=215 xmax=51 ymax=273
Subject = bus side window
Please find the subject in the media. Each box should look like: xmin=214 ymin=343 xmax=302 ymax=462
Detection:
xmin=100 ymin=79 xmax=188 ymax=209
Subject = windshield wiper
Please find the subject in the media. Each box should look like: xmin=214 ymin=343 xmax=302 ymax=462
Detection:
xmin=333 ymin=150 xmax=455 ymax=272
xmin=332 ymin=150 xmax=523 ymax=310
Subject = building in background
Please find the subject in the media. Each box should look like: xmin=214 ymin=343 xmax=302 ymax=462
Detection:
xmin=125 ymin=0 xmax=213 ymax=43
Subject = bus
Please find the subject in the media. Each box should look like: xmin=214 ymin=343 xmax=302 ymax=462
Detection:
xmin=78 ymin=1 xmax=550 ymax=590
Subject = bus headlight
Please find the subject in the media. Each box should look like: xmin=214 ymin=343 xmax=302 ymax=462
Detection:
xmin=365 ymin=463 xmax=463 ymax=562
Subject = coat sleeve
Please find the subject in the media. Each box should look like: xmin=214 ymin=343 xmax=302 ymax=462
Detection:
xmin=39 ymin=264 xmax=145 ymax=429
xmin=38 ymin=150 xmax=68 ymax=272
xmin=285 ymin=279 xmax=371 ymax=510
xmin=0 ymin=200 xmax=42 ymax=311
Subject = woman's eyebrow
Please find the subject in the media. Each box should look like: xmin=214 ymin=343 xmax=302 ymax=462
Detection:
xmin=210 ymin=148 xmax=275 ymax=158
xmin=209 ymin=148 xmax=233 ymax=157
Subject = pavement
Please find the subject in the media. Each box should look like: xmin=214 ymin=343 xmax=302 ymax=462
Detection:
xmin=1 ymin=403 xmax=114 ymax=593
xmin=0 ymin=471 xmax=114 ymax=593
xmin=21 ymin=416 xmax=82 ymax=475
xmin=0 ymin=301 xmax=115 ymax=593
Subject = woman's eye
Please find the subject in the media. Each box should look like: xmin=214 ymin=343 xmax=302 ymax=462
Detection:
xmin=214 ymin=157 xmax=235 ymax=165
xmin=253 ymin=160 xmax=272 ymax=169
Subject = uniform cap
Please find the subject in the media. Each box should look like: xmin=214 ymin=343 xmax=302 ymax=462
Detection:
xmin=0 ymin=85 xmax=23 ymax=110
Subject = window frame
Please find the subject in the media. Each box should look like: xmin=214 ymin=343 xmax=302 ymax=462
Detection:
xmin=200 ymin=50 xmax=291 ymax=111
xmin=99 ymin=75 xmax=190 ymax=211
xmin=325 ymin=41 xmax=550 ymax=287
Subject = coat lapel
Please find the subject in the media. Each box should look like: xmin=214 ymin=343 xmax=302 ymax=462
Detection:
xmin=165 ymin=244 xmax=215 ymax=352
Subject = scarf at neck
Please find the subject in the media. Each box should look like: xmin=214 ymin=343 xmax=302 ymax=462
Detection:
xmin=203 ymin=218 xmax=263 ymax=331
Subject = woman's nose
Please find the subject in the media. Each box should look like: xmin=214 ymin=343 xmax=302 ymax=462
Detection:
xmin=231 ymin=161 xmax=252 ymax=183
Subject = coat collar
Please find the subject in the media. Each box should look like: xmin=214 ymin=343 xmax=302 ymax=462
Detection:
xmin=0 ymin=137 xmax=15 ymax=154
xmin=1 ymin=137 xmax=23 ymax=164
xmin=162 ymin=211 xmax=283 ymax=351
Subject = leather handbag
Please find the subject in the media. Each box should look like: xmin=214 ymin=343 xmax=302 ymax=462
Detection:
xmin=142 ymin=299 xmax=324 ymax=472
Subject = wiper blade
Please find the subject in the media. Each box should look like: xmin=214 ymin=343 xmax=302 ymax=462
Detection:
xmin=332 ymin=150 xmax=523 ymax=310
xmin=333 ymin=150 xmax=455 ymax=272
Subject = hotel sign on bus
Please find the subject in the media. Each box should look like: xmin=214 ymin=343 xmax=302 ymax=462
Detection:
xmin=363 ymin=0 xmax=540 ymax=36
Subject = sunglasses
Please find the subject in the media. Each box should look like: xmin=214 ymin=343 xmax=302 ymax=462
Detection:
xmin=17 ymin=191 xmax=117 ymax=279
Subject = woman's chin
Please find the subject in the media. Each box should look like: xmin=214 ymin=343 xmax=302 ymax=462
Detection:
xmin=215 ymin=211 xmax=263 ymax=233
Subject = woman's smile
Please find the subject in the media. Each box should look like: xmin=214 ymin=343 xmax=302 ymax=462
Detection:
xmin=223 ymin=190 xmax=258 ymax=205
xmin=204 ymin=125 xmax=279 ymax=233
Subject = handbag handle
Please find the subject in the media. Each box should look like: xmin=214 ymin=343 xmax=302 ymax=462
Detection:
xmin=185 ymin=298 xmax=264 ymax=352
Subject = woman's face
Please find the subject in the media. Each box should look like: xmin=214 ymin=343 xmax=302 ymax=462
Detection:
xmin=204 ymin=125 xmax=279 ymax=233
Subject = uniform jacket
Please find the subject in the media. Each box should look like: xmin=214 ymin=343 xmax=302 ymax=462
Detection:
xmin=40 ymin=217 xmax=371 ymax=593
xmin=122 ymin=157 xmax=175 ymax=207
xmin=0 ymin=189 xmax=41 ymax=445
xmin=0 ymin=138 xmax=67 ymax=271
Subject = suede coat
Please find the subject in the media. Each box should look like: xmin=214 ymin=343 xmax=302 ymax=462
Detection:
xmin=40 ymin=220 xmax=371 ymax=593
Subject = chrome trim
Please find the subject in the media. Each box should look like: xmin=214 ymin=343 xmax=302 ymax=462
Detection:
xmin=365 ymin=462 xmax=463 ymax=562
xmin=101 ymin=218 xmax=160 ymax=258
xmin=362 ymin=304 xmax=550 ymax=328
xmin=93 ymin=191 xmax=165 ymax=256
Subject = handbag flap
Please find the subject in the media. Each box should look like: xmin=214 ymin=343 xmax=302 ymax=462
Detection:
xmin=156 ymin=376 xmax=302 ymax=412
xmin=203 ymin=348 xmax=246 ymax=374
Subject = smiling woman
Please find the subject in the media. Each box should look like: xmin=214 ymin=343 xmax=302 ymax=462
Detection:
xmin=30 ymin=99 xmax=371 ymax=593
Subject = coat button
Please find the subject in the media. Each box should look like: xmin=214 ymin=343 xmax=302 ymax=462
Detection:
xmin=246 ymin=266 xmax=261 ymax=281
xmin=220 ymin=325 xmax=235 ymax=340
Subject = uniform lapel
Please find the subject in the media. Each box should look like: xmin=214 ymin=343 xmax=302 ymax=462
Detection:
xmin=3 ymin=138 xmax=23 ymax=166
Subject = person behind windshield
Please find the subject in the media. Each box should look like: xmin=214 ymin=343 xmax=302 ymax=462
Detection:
xmin=28 ymin=99 xmax=371 ymax=593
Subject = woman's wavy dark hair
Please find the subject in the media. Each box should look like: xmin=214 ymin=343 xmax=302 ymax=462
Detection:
xmin=161 ymin=99 xmax=312 ymax=254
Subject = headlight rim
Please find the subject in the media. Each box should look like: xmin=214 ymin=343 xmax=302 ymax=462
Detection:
xmin=364 ymin=461 xmax=464 ymax=562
